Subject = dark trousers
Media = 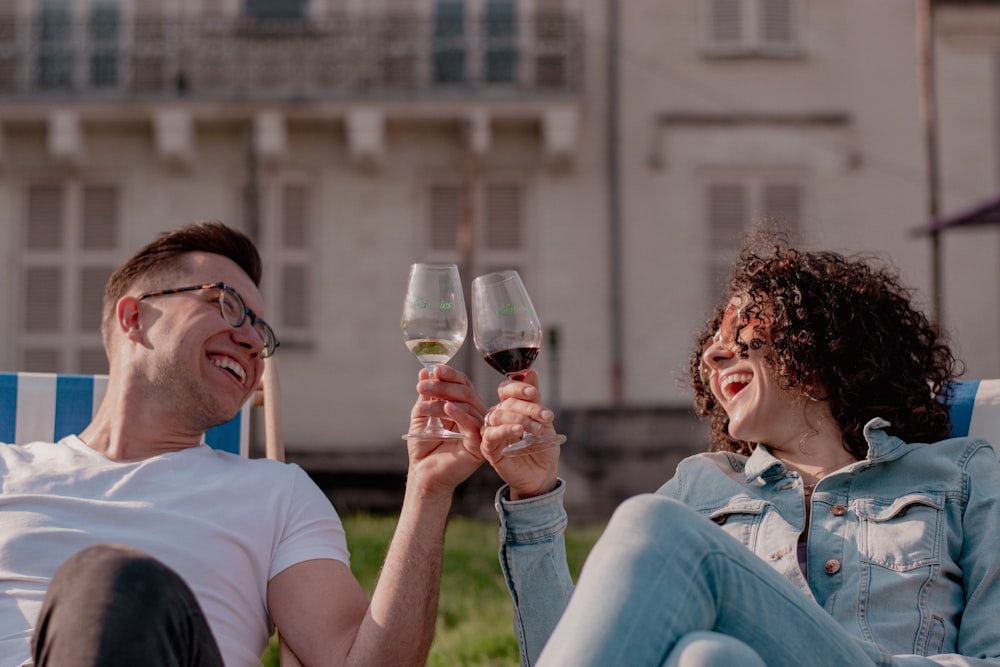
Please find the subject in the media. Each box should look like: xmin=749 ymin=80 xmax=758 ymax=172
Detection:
xmin=32 ymin=544 xmax=224 ymax=667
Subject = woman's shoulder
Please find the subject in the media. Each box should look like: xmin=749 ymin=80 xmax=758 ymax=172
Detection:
xmin=904 ymin=433 xmax=998 ymax=464
xmin=657 ymin=451 xmax=752 ymax=500
xmin=676 ymin=450 xmax=749 ymax=474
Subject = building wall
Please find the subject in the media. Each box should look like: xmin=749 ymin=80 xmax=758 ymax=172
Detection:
xmin=2 ymin=1 xmax=1000 ymax=488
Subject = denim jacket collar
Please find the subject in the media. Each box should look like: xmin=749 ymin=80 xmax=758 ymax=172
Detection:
xmin=742 ymin=417 xmax=904 ymax=486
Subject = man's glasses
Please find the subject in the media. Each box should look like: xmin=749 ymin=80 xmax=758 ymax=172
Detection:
xmin=137 ymin=282 xmax=280 ymax=358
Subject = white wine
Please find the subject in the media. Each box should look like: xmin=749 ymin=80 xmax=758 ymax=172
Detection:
xmin=405 ymin=336 xmax=464 ymax=368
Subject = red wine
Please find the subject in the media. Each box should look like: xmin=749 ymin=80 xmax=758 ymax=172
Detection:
xmin=484 ymin=347 xmax=540 ymax=377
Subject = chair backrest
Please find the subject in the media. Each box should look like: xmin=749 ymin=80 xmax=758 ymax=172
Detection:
xmin=0 ymin=372 xmax=250 ymax=456
xmin=947 ymin=379 xmax=1000 ymax=441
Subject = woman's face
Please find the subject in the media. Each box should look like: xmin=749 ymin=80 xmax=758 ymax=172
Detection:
xmin=700 ymin=297 xmax=818 ymax=450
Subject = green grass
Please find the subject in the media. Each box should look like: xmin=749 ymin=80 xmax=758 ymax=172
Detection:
xmin=262 ymin=512 xmax=604 ymax=666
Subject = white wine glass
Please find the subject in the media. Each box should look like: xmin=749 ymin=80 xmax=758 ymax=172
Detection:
xmin=471 ymin=270 xmax=566 ymax=456
xmin=401 ymin=263 xmax=468 ymax=440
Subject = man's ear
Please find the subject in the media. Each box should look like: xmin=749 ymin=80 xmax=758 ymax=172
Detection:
xmin=117 ymin=296 xmax=143 ymax=341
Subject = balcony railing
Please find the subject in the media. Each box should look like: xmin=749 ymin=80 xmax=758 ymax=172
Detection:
xmin=0 ymin=12 xmax=582 ymax=100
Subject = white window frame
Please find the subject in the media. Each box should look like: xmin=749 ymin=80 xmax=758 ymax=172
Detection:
xmin=421 ymin=173 xmax=529 ymax=279
xmin=705 ymin=172 xmax=803 ymax=295
xmin=421 ymin=173 xmax=531 ymax=396
xmin=702 ymin=0 xmax=802 ymax=59
xmin=19 ymin=179 xmax=122 ymax=374
xmin=249 ymin=170 xmax=317 ymax=348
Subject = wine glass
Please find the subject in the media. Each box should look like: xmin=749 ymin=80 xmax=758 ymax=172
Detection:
xmin=401 ymin=263 xmax=468 ymax=440
xmin=471 ymin=270 xmax=566 ymax=456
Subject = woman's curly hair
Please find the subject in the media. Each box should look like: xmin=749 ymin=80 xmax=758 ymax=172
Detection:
xmin=690 ymin=232 xmax=960 ymax=458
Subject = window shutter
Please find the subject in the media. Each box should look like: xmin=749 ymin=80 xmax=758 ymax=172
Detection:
xmin=132 ymin=12 xmax=168 ymax=92
xmin=22 ymin=181 xmax=120 ymax=373
xmin=282 ymin=184 xmax=308 ymax=248
xmin=708 ymin=183 xmax=747 ymax=293
xmin=281 ymin=264 xmax=308 ymax=329
xmin=80 ymin=267 xmax=112 ymax=331
xmin=484 ymin=184 xmax=521 ymax=250
xmin=760 ymin=0 xmax=794 ymax=48
xmin=708 ymin=184 xmax=746 ymax=246
xmin=535 ymin=2 xmax=568 ymax=88
xmin=25 ymin=266 xmax=62 ymax=332
xmin=430 ymin=184 xmax=463 ymax=250
xmin=0 ymin=12 xmax=18 ymax=92
xmin=24 ymin=349 xmax=60 ymax=373
xmin=381 ymin=11 xmax=418 ymax=88
xmin=27 ymin=185 xmax=64 ymax=249
xmin=82 ymin=185 xmax=118 ymax=249
xmin=710 ymin=0 xmax=743 ymax=46
xmin=78 ymin=348 xmax=109 ymax=375
xmin=762 ymin=183 xmax=800 ymax=236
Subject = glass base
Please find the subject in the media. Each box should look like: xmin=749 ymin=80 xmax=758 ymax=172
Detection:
xmin=402 ymin=426 xmax=466 ymax=441
xmin=501 ymin=433 xmax=567 ymax=457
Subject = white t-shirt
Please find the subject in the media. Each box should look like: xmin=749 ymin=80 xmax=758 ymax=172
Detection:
xmin=0 ymin=436 xmax=350 ymax=667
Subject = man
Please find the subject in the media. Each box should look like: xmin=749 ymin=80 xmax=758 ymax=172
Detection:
xmin=0 ymin=221 xmax=487 ymax=666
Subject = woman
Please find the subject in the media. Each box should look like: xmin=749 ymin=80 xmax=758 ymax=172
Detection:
xmin=480 ymin=236 xmax=1000 ymax=666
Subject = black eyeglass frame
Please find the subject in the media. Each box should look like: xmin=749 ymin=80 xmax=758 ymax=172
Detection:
xmin=137 ymin=282 xmax=280 ymax=358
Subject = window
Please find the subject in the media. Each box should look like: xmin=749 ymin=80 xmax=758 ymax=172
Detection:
xmin=89 ymin=2 xmax=119 ymax=88
xmin=34 ymin=0 xmax=122 ymax=91
xmin=429 ymin=184 xmax=464 ymax=251
xmin=426 ymin=178 xmax=528 ymax=398
xmin=245 ymin=0 xmax=307 ymax=19
xmin=485 ymin=0 xmax=517 ymax=83
xmin=426 ymin=179 xmax=525 ymax=268
xmin=534 ymin=0 xmax=570 ymax=88
xmin=0 ymin=11 xmax=18 ymax=92
xmin=131 ymin=8 xmax=171 ymax=93
xmin=433 ymin=1 xmax=466 ymax=84
xmin=380 ymin=8 xmax=420 ymax=89
xmin=36 ymin=0 xmax=73 ymax=89
xmin=248 ymin=176 xmax=315 ymax=346
xmin=20 ymin=182 xmax=121 ymax=374
xmin=420 ymin=176 xmax=530 ymax=396
xmin=707 ymin=177 xmax=801 ymax=293
xmin=704 ymin=0 xmax=799 ymax=57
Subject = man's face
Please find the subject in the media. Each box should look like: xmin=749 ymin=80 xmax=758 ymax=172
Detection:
xmin=134 ymin=252 xmax=267 ymax=431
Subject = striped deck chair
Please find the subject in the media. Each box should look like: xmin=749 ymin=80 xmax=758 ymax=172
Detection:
xmin=948 ymin=379 xmax=1000 ymax=441
xmin=0 ymin=361 xmax=300 ymax=666
xmin=0 ymin=371 xmax=250 ymax=454
xmin=0 ymin=361 xmax=285 ymax=462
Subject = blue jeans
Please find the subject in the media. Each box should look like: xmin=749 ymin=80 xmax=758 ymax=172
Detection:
xmin=536 ymin=494 xmax=890 ymax=667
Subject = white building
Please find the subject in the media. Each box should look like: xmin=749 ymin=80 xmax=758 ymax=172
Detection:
xmin=0 ymin=0 xmax=997 ymax=512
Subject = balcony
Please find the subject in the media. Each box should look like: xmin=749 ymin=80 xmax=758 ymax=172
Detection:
xmin=0 ymin=11 xmax=582 ymax=101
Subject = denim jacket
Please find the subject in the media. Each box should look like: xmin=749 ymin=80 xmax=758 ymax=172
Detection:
xmin=497 ymin=419 xmax=1000 ymax=666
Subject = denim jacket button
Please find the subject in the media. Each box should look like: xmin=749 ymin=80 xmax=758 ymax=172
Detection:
xmin=824 ymin=559 xmax=841 ymax=574
xmin=830 ymin=504 xmax=847 ymax=516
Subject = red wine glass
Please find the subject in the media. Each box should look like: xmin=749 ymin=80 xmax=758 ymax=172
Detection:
xmin=471 ymin=270 xmax=566 ymax=456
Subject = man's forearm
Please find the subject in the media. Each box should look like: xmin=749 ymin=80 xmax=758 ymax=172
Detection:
xmin=345 ymin=482 xmax=451 ymax=667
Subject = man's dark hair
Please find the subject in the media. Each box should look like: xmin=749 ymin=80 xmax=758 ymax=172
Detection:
xmin=101 ymin=221 xmax=262 ymax=344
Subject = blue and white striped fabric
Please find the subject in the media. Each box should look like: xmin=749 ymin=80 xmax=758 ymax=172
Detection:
xmin=948 ymin=379 xmax=1000 ymax=442
xmin=0 ymin=372 xmax=249 ymax=456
